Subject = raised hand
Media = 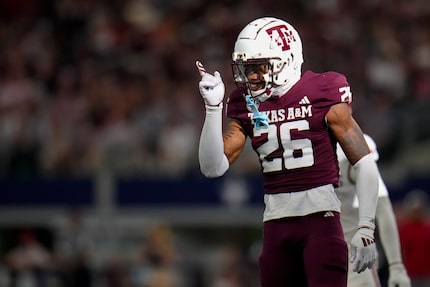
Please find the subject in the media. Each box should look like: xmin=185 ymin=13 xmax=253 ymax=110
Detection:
xmin=196 ymin=61 xmax=225 ymax=107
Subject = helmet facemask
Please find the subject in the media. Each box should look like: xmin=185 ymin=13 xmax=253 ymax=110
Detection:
xmin=232 ymin=56 xmax=295 ymax=103
xmin=232 ymin=59 xmax=274 ymax=103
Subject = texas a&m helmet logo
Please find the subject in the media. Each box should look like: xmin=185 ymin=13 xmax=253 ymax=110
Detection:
xmin=265 ymin=25 xmax=296 ymax=51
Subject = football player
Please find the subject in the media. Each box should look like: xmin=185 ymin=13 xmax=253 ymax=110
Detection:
xmin=336 ymin=134 xmax=411 ymax=287
xmin=196 ymin=17 xmax=379 ymax=286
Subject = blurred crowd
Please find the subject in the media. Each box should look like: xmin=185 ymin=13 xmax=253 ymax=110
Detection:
xmin=0 ymin=0 xmax=430 ymax=180
xmin=0 ymin=189 xmax=430 ymax=287
xmin=0 ymin=210 xmax=262 ymax=287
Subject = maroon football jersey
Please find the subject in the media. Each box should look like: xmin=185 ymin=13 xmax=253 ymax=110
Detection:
xmin=226 ymin=70 xmax=352 ymax=194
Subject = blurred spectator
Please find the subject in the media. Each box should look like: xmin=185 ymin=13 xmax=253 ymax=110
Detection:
xmin=0 ymin=46 xmax=47 ymax=179
xmin=130 ymin=223 xmax=184 ymax=287
xmin=53 ymin=209 xmax=94 ymax=287
xmin=208 ymin=243 xmax=257 ymax=287
xmin=103 ymin=253 xmax=131 ymax=287
xmin=398 ymin=189 xmax=430 ymax=287
xmin=146 ymin=267 xmax=180 ymax=287
xmin=4 ymin=229 xmax=54 ymax=287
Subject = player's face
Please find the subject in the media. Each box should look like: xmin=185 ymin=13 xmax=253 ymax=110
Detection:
xmin=245 ymin=64 xmax=269 ymax=91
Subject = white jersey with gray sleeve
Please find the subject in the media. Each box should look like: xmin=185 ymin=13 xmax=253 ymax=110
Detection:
xmin=335 ymin=134 xmax=388 ymax=242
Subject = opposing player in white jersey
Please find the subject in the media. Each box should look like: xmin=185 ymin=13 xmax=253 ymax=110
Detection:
xmin=336 ymin=134 xmax=411 ymax=287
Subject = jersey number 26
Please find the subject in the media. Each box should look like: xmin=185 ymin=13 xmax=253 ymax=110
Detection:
xmin=254 ymin=120 xmax=314 ymax=173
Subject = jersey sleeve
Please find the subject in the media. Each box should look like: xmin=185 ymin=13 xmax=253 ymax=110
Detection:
xmin=320 ymin=71 xmax=352 ymax=105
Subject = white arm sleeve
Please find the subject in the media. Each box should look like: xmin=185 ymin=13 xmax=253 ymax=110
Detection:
xmin=376 ymin=196 xmax=403 ymax=264
xmin=198 ymin=105 xmax=229 ymax=178
xmin=353 ymin=153 xmax=379 ymax=229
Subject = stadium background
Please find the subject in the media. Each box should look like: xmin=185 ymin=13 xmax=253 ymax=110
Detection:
xmin=0 ymin=0 xmax=429 ymax=286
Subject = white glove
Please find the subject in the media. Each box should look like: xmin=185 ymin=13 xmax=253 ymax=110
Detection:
xmin=350 ymin=227 xmax=378 ymax=273
xmin=196 ymin=61 xmax=225 ymax=107
xmin=388 ymin=263 xmax=411 ymax=287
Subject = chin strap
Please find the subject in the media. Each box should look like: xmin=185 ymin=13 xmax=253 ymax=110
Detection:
xmin=245 ymin=95 xmax=269 ymax=130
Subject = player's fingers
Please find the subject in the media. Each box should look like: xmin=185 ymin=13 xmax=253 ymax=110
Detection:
xmin=350 ymin=248 xmax=357 ymax=263
xmin=214 ymin=71 xmax=222 ymax=82
xmin=352 ymin=260 xmax=359 ymax=272
xmin=196 ymin=61 xmax=207 ymax=77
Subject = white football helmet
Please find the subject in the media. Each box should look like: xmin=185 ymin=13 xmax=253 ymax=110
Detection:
xmin=232 ymin=17 xmax=304 ymax=102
